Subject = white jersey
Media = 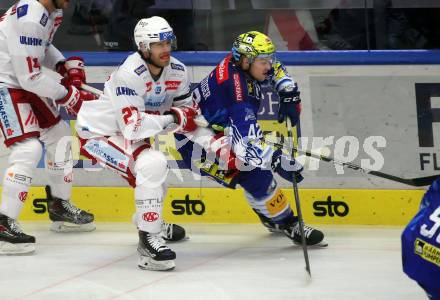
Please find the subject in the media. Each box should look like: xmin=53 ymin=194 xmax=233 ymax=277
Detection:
xmin=76 ymin=52 xmax=193 ymax=140
xmin=0 ymin=0 xmax=66 ymax=100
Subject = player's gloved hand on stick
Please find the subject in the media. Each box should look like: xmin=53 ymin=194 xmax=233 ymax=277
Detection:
xmin=277 ymin=89 xmax=301 ymax=126
xmin=169 ymin=106 xmax=198 ymax=133
xmin=56 ymin=85 xmax=96 ymax=116
xmin=271 ymin=149 xmax=304 ymax=183
xmin=56 ymin=56 xmax=86 ymax=88
xmin=209 ymin=132 xmax=238 ymax=170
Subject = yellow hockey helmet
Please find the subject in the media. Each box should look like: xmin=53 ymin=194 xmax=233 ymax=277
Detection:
xmin=232 ymin=31 xmax=276 ymax=62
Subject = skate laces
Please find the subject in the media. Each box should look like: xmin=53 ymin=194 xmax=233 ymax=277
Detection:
xmin=293 ymin=222 xmax=314 ymax=238
xmin=7 ymin=218 xmax=24 ymax=234
xmin=61 ymin=200 xmax=82 ymax=215
xmin=147 ymin=234 xmax=168 ymax=252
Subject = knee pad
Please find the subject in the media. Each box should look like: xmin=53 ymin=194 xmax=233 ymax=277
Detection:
xmin=9 ymin=138 xmax=43 ymax=170
xmin=134 ymin=150 xmax=169 ymax=188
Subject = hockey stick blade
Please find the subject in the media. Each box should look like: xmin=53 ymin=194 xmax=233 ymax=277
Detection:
xmin=264 ymin=139 xmax=439 ymax=187
xmin=367 ymin=171 xmax=439 ymax=187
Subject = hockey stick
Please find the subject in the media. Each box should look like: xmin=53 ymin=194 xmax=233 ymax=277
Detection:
xmin=286 ymin=119 xmax=311 ymax=277
xmin=81 ymin=83 xmax=103 ymax=96
xmin=264 ymin=138 xmax=439 ymax=187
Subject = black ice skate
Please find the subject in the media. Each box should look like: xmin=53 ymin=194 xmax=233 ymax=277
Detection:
xmin=137 ymin=230 xmax=176 ymax=271
xmin=0 ymin=213 xmax=35 ymax=255
xmin=45 ymin=186 xmax=95 ymax=232
xmin=284 ymin=220 xmax=328 ymax=247
xmin=161 ymin=222 xmax=187 ymax=242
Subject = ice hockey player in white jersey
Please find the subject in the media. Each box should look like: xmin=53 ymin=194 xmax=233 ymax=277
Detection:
xmin=76 ymin=16 xmax=197 ymax=271
xmin=0 ymin=0 xmax=97 ymax=255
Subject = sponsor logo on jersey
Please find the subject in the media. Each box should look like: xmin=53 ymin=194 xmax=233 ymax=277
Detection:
xmin=134 ymin=65 xmax=147 ymax=76
xmin=145 ymin=96 xmax=166 ymax=107
xmin=0 ymin=100 xmax=11 ymax=130
xmin=30 ymin=72 xmax=42 ymax=81
xmin=54 ymin=16 xmax=63 ymax=27
xmin=155 ymin=86 xmax=162 ymax=94
xmin=414 ymin=238 xmax=440 ymax=267
xmin=200 ymin=77 xmax=211 ymax=98
xmin=165 ymin=80 xmax=181 ymax=91
xmin=0 ymin=91 xmax=18 ymax=137
xmin=146 ymin=82 xmax=152 ymax=92
xmin=247 ymin=79 xmax=261 ymax=98
xmin=266 ymin=189 xmax=288 ymax=216
xmin=64 ymin=172 xmax=73 ymax=183
xmin=18 ymin=191 xmax=28 ymax=203
xmin=170 ymin=63 xmax=184 ymax=71
xmin=116 ymin=86 xmax=138 ymax=96
xmin=216 ymin=56 xmax=231 ymax=84
xmin=84 ymin=141 xmax=126 ymax=171
xmin=233 ymin=73 xmax=243 ymax=101
xmin=16 ymin=4 xmax=28 ymax=18
xmin=143 ymin=212 xmax=159 ymax=222
xmin=19 ymin=36 xmax=43 ymax=46
xmin=6 ymin=172 xmax=32 ymax=185
xmin=40 ymin=13 xmax=48 ymax=26
xmin=244 ymin=107 xmax=256 ymax=121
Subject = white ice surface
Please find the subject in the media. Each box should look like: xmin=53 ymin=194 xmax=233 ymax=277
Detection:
xmin=0 ymin=223 xmax=426 ymax=300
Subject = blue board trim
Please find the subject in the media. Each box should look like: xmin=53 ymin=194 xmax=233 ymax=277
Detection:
xmin=63 ymin=50 xmax=440 ymax=66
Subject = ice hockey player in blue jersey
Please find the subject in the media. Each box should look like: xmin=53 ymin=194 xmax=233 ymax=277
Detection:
xmin=402 ymin=176 xmax=440 ymax=299
xmin=176 ymin=31 xmax=327 ymax=247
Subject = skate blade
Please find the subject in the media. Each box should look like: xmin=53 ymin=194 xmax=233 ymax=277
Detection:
xmin=50 ymin=221 xmax=96 ymax=233
xmin=138 ymin=255 xmax=175 ymax=271
xmin=0 ymin=241 xmax=35 ymax=255
xmin=267 ymin=228 xmax=284 ymax=234
xmin=162 ymin=236 xmax=190 ymax=243
xmin=293 ymin=240 xmax=329 ymax=248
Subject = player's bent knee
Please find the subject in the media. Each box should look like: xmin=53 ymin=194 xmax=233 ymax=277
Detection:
xmin=135 ymin=150 xmax=169 ymax=188
xmin=9 ymin=138 xmax=43 ymax=168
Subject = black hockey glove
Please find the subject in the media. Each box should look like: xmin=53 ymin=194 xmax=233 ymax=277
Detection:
xmin=271 ymin=149 xmax=304 ymax=183
xmin=277 ymin=90 xmax=301 ymax=126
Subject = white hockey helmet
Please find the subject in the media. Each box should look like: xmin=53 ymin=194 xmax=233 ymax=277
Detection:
xmin=134 ymin=16 xmax=176 ymax=51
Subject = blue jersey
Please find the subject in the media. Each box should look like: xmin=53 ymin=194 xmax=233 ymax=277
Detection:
xmin=192 ymin=54 xmax=296 ymax=170
xmin=402 ymin=177 xmax=440 ymax=297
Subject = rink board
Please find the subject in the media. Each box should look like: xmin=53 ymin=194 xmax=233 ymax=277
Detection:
xmin=14 ymin=187 xmax=424 ymax=225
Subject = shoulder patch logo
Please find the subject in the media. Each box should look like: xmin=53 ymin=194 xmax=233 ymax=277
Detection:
xmin=134 ymin=65 xmax=147 ymax=76
xmin=17 ymin=5 xmax=28 ymax=19
xmin=170 ymin=63 xmax=184 ymax=71
xmin=40 ymin=13 xmax=48 ymax=26
xmin=216 ymin=56 xmax=231 ymax=84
